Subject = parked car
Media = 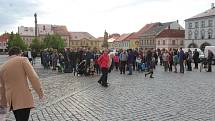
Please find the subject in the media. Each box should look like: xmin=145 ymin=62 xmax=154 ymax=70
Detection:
xmin=182 ymin=48 xmax=205 ymax=62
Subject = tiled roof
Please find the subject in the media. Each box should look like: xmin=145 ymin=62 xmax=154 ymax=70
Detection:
xmin=108 ymin=36 xmax=119 ymax=42
xmin=0 ymin=33 xmax=9 ymax=42
xmin=97 ymin=37 xmax=104 ymax=41
xmin=70 ymin=32 xmax=96 ymax=41
xmin=141 ymin=22 xmax=174 ymax=37
xmin=127 ymin=23 xmax=158 ymax=39
xmin=186 ymin=8 xmax=215 ymax=20
xmin=52 ymin=25 xmax=70 ymax=36
xmin=156 ymin=29 xmax=185 ymax=38
xmin=114 ymin=33 xmax=131 ymax=42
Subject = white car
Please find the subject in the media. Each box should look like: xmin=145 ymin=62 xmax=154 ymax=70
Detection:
xmin=182 ymin=48 xmax=205 ymax=61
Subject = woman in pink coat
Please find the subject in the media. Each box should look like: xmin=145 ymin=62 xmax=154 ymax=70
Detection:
xmin=97 ymin=49 xmax=111 ymax=87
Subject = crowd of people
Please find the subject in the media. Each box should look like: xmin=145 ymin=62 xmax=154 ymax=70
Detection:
xmin=38 ymin=47 xmax=214 ymax=77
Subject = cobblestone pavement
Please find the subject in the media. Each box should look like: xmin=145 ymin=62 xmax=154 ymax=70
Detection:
xmin=4 ymin=59 xmax=215 ymax=120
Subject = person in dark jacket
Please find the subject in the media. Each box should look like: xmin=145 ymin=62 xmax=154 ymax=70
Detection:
xmin=193 ymin=49 xmax=199 ymax=69
xmin=127 ymin=50 xmax=135 ymax=75
xmin=207 ymin=50 xmax=214 ymax=72
xmin=145 ymin=50 xmax=155 ymax=78
xmin=70 ymin=49 xmax=77 ymax=73
xmin=64 ymin=48 xmax=72 ymax=73
xmin=178 ymin=48 xmax=185 ymax=73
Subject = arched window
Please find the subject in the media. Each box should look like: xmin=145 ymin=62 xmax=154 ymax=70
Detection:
xmin=158 ymin=40 xmax=160 ymax=45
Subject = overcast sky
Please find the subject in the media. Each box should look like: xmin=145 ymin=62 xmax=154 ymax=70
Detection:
xmin=0 ymin=0 xmax=213 ymax=37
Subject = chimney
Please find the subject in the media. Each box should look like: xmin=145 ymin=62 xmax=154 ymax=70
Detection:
xmin=211 ymin=3 xmax=214 ymax=9
xmin=176 ymin=20 xmax=179 ymax=23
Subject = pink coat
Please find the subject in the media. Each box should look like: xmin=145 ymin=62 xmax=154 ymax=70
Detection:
xmin=98 ymin=53 xmax=110 ymax=69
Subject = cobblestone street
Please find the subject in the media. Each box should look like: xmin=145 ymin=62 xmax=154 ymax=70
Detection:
xmin=4 ymin=58 xmax=215 ymax=121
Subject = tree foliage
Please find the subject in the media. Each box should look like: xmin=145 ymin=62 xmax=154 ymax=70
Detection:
xmin=7 ymin=32 xmax=27 ymax=51
xmin=43 ymin=34 xmax=65 ymax=50
xmin=30 ymin=38 xmax=41 ymax=53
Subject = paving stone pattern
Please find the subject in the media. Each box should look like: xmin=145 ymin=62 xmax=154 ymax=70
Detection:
xmin=5 ymin=59 xmax=215 ymax=121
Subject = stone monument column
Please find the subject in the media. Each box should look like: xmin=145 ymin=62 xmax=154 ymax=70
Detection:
xmin=103 ymin=30 xmax=108 ymax=48
xmin=34 ymin=13 xmax=38 ymax=37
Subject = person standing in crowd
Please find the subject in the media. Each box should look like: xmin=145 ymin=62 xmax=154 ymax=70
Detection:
xmin=127 ymin=50 xmax=135 ymax=75
xmin=27 ymin=50 xmax=33 ymax=65
xmin=94 ymin=53 xmax=101 ymax=75
xmin=113 ymin=53 xmax=119 ymax=71
xmin=207 ymin=50 xmax=214 ymax=72
xmin=158 ymin=49 xmax=163 ymax=66
xmin=70 ymin=49 xmax=77 ymax=74
xmin=168 ymin=49 xmax=173 ymax=72
xmin=133 ymin=49 xmax=138 ymax=71
xmin=153 ymin=51 xmax=158 ymax=66
xmin=64 ymin=48 xmax=72 ymax=73
xmin=51 ymin=50 xmax=58 ymax=70
xmin=119 ymin=50 xmax=128 ymax=74
xmin=193 ymin=49 xmax=199 ymax=69
xmin=145 ymin=50 xmax=155 ymax=78
xmin=173 ymin=50 xmax=179 ymax=73
xmin=179 ymin=48 xmax=185 ymax=73
xmin=98 ymin=49 xmax=110 ymax=87
xmin=187 ymin=49 xmax=192 ymax=71
xmin=31 ymin=50 xmax=37 ymax=65
xmin=162 ymin=50 xmax=169 ymax=72
xmin=42 ymin=49 xmax=50 ymax=69
xmin=0 ymin=47 xmax=44 ymax=121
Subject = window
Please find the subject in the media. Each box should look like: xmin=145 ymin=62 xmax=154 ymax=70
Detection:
xmin=4 ymin=42 xmax=6 ymax=46
xmin=188 ymin=31 xmax=192 ymax=39
xmin=195 ymin=30 xmax=199 ymax=39
xmin=91 ymin=42 xmax=93 ymax=46
xmin=172 ymin=40 xmax=176 ymax=45
xmin=201 ymin=30 xmax=205 ymax=39
xmin=158 ymin=40 xmax=160 ymax=45
xmin=208 ymin=29 xmax=213 ymax=39
xmin=43 ymin=26 xmax=46 ymax=30
xmin=163 ymin=40 xmax=165 ymax=45
xmin=201 ymin=21 xmax=205 ymax=28
xmin=0 ymin=42 xmax=1 ymax=46
xmin=180 ymin=41 xmax=184 ymax=46
xmin=195 ymin=22 xmax=199 ymax=28
xmin=189 ymin=22 xmax=192 ymax=28
xmin=208 ymin=20 xmax=213 ymax=27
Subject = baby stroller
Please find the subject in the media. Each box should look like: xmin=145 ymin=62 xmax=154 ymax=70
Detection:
xmin=76 ymin=60 xmax=87 ymax=76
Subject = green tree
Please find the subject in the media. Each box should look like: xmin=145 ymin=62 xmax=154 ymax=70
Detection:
xmin=43 ymin=34 xmax=65 ymax=50
xmin=30 ymin=38 xmax=41 ymax=53
xmin=7 ymin=32 xmax=27 ymax=51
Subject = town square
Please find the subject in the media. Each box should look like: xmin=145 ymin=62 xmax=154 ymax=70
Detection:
xmin=1 ymin=0 xmax=215 ymax=121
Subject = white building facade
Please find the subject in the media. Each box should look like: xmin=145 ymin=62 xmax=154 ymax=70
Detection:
xmin=185 ymin=4 xmax=215 ymax=50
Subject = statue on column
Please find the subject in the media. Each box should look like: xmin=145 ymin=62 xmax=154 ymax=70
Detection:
xmin=103 ymin=30 xmax=108 ymax=48
xmin=34 ymin=13 xmax=38 ymax=37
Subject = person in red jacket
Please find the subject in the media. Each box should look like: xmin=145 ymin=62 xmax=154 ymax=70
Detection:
xmin=97 ymin=49 xmax=110 ymax=87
